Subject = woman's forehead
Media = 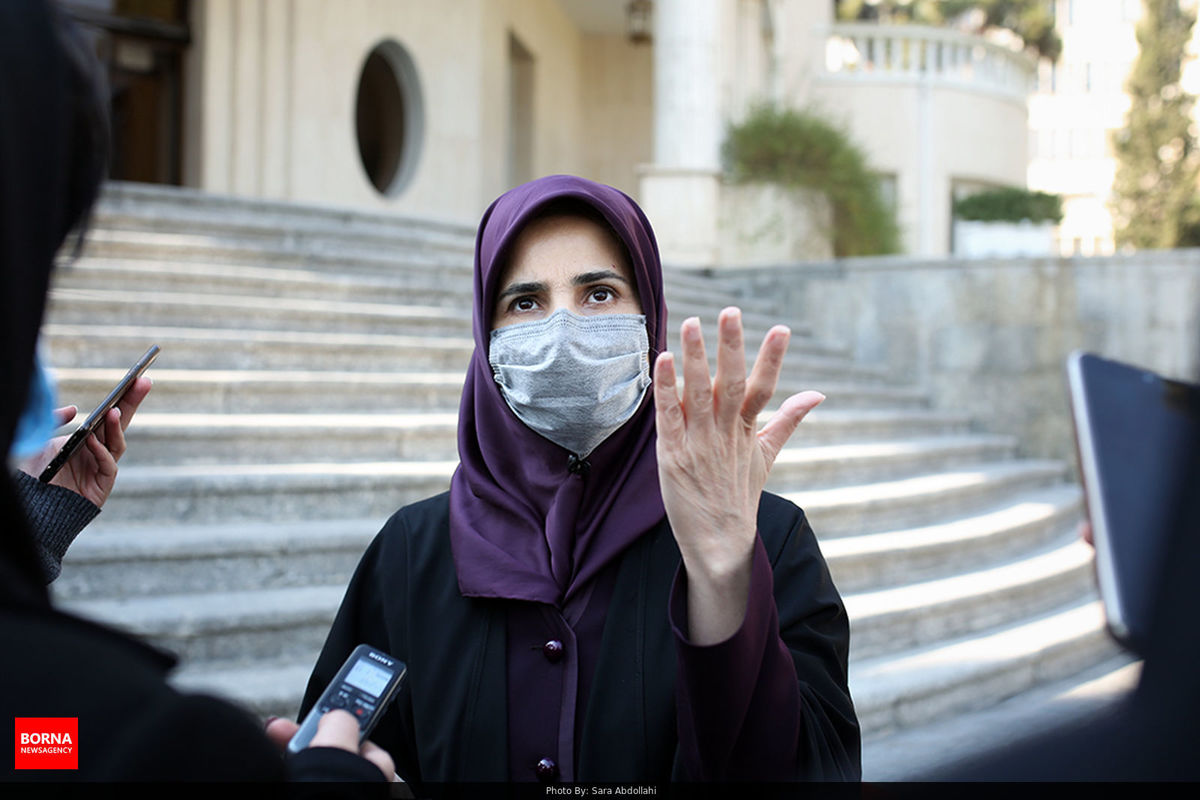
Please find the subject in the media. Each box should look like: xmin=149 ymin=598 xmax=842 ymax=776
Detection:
xmin=499 ymin=214 xmax=633 ymax=285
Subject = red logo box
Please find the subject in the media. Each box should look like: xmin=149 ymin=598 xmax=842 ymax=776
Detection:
xmin=14 ymin=717 xmax=78 ymax=770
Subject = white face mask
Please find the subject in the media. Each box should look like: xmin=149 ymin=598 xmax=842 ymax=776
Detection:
xmin=488 ymin=309 xmax=652 ymax=458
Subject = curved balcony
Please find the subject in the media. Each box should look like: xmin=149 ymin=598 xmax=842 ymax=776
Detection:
xmin=820 ymin=23 xmax=1037 ymax=104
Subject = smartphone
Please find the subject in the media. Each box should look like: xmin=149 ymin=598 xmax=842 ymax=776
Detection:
xmin=38 ymin=344 xmax=160 ymax=483
xmin=1066 ymin=350 xmax=1200 ymax=654
xmin=287 ymin=644 xmax=407 ymax=755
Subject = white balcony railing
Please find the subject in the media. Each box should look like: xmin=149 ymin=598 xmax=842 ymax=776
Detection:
xmin=819 ymin=23 xmax=1037 ymax=101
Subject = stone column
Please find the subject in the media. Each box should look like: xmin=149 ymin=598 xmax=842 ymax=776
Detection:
xmin=638 ymin=0 xmax=723 ymax=267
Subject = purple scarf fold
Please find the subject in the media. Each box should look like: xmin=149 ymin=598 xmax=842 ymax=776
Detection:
xmin=448 ymin=175 xmax=668 ymax=606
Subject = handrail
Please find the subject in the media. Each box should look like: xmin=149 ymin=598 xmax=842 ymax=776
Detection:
xmin=818 ymin=23 xmax=1037 ymax=100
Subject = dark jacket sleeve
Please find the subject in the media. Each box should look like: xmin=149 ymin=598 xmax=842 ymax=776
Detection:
xmin=90 ymin=690 xmax=385 ymax=786
xmin=668 ymin=494 xmax=861 ymax=780
xmin=87 ymin=692 xmax=290 ymax=781
xmin=11 ymin=468 xmax=99 ymax=582
xmin=300 ymin=509 xmax=422 ymax=786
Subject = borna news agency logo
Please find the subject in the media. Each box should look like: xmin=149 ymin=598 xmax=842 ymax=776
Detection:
xmin=14 ymin=718 xmax=78 ymax=770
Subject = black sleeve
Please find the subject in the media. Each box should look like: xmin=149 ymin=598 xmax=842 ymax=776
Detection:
xmin=669 ymin=493 xmax=860 ymax=780
xmin=11 ymin=468 xmax=99 ymax=583
xmin=768 ymin=499 xmax=861 ymax=779
xmin=300 ymin=510 xmax=422 ymax=787
xmin=89 ymin=692 xmax=289 ymax=781
xmin=286 ymin=746 xmax=390 ymax=784
xmin=93 ymin=691 xmax=389 ymax=789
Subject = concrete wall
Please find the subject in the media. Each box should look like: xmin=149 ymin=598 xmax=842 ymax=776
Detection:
xmin=716 ymin=251 xmax=1200 ymax=464
xmin=577 ymin=34 xmax=654 ymax=199
xmin=187 ymin=0 xmax=594 ymax=223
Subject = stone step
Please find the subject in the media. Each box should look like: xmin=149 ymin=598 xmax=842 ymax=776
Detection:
xmin=849 ymin=598 xmax=1123 ymax=739
xmin=56 ymin=257 xmax=455 ymax=305
xmin=47 ymin=288 xmax=474 ymax=336
xmin=97 ymin=461 xmax=456 ymax=525
xmin=789 ymin=460 xmax=1070 ymax=537
xmin=79 ymin=236 xmax=789 ymax=324
xmin=92 ymin=206 xmax=476 ymax=260
xmin=55 ymin=518 xmax=380 ymax=601
xmin=823 ymin=484 xmax=1082 ymax=592
xmin=94 ymin=184 xmax=799 ymax=313
xmin=57 ymin=258 xmax=809 ymax=338
xmin=57 ymin=457 xmax=1054 ymax=601
xmin=861 ymin=655 xmax=1141 ymax=780
xmin=171 ymin=659 xmax=314 ymax=721
xmin=42 ymin=322 xmax=891 ymax=384
xmin=111 ymin=408 xmax=972 ymax=466
xmin=54 ymin=368 xmax=466 ymax=413
xmin=119 ymin=412 xmax=461 ymax=465
xmin=92 ymin=436 xmax=1013 ymax=526
xmin=43 ymin=323 xmax=476 ymax=372
xmin=661 ymin=284 xmax=787 ymax=321
xmin=765 ymin=435 xmax=1017 ymax=490
xmin=58 ymin=585 xmax=343 ymax=667
xmin=845 ymin=535 xmax=1095 ymax=661
xmin=81 ymin=228 xmax=471 ymax=274
xmin=97 ymin=181 xmax=477 ymax=253
xmin=55 ymin=368 xmax=930 ymax=415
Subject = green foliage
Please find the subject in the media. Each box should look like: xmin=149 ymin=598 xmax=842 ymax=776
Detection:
xmin=723 ymin=105 xmax=901 ymax=258
xmin=835 ymin=0 xmax=1061 ymax=61
xmin=953 ymin=187 xmax=1063 ymax=223
xmin=1112 ymin=0 xmax=1200 ymax=250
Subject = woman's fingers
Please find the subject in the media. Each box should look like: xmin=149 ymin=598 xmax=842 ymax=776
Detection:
xmin=52 ymin=405 xmax=78 ymax=428
xmin=309 ymin=710 xmax=395 ymax=781
xmin=742 ymin=326 xmax=790 ymax=428
xmin=100 ymin=407 xmax=127 ymax=461
xmin=115 ymin=376 xmax=152 ymax=432
xmin=713 ymin=307 xmax=748 ymax=432
xmin=653 ymin=352 xmax=685 ymax=454
xmin=359 ymin=739 xmax=397 ymax=782
xmin=83 ymin=429 xmax=117 ymax=477
xmin=758 ymin=391 xmax=825 ymax=470
xmin=679 ymin=318 xmax=714 ymax=433
xmin=263 ymin=717 xmax=300 ymax=752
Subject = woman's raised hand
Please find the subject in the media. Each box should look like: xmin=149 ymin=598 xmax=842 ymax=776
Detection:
xmin=653 ymin=307 xmax=824 ymax=645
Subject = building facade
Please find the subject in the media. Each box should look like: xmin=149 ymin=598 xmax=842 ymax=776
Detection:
xmin=1028 ymin=0 xmax=1200 ymax=257
xmin=68 ymin=0 xmax=1035 ymax=263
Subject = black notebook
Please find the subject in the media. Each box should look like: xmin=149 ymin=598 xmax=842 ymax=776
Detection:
xmin=1066 ymin=351 xmax=1200 ymax=655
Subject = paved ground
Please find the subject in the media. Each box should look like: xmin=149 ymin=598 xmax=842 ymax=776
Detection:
xmin=862 ymin=653 xmax=1141 ymax=781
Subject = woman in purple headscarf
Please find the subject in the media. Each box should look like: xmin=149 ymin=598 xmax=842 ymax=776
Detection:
xmin=301 ymin=175 xmax=860 ymax=786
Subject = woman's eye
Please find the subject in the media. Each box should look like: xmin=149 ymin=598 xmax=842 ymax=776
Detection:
xmin=589 ymin=287 xmax=613 ymax=303
xmin=513 ymin=297 xmax=537 ymax=312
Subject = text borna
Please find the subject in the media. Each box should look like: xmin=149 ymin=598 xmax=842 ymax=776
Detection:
xmin=20 ymin=733 xmax=74 ymax=745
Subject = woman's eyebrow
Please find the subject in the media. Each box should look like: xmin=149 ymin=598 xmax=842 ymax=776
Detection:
xmin=497 ymin=280 xmax=547 ymax=301
xmin=572 ymin=269 xmax=631 ymax=287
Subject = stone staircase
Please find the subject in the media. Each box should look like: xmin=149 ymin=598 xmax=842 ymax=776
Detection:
xmin=47 ymin=182 xmax=1128 ymax=777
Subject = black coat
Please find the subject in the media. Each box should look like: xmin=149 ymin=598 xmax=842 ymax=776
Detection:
xmin=0 ymin=1 xmax=383 ymax=787
xmin=0 ymin=598 xmax=288 ymax=781
xmin=301 ymin=491 xmax=860 ymax=787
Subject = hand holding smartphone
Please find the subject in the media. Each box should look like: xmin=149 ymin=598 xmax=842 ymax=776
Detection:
xmin=38 ymin=345 xmax=160 ymax=483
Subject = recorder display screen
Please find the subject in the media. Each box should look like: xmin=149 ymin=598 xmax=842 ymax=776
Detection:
xmin=344 ymin=660 xmax=392 ymax=698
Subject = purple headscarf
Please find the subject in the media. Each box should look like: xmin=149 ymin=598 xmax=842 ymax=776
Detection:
xmin=448 ymin=175 xmax=668 ymax=606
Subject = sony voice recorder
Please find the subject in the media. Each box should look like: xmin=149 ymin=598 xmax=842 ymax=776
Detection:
xmin=287 ymin=644 xmax=406 ymax=754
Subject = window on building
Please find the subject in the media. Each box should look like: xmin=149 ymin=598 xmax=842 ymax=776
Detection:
xmin=354 ymin=40 xmax=424 ymax=196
